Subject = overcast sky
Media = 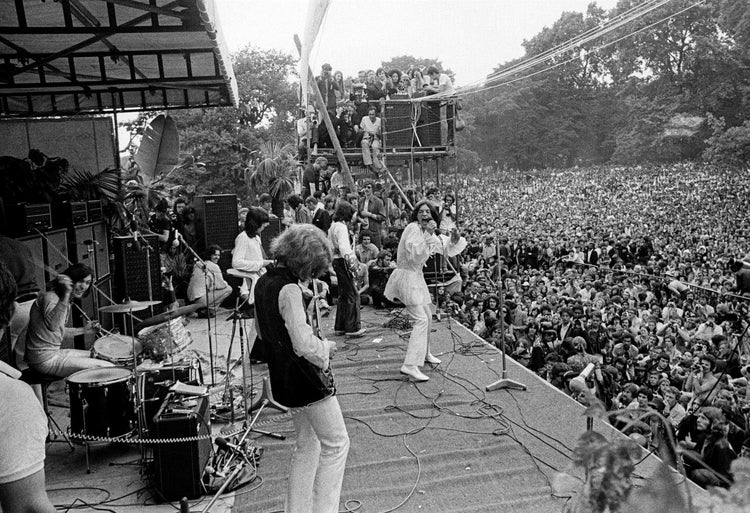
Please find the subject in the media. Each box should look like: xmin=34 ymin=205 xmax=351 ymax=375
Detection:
xmin=216 ymin=0 xmax=620 ymax=86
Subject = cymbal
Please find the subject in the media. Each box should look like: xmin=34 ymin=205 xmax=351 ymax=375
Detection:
xmin=137 ymin=303 xmax=203 ymax=329
xmin=227 ymin=268 xmax=257 ymax=279
xmin=99 ymin=300 xmax=162 ymax=313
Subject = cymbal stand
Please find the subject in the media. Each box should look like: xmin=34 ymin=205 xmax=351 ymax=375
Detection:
xmin=126 ymin=307 xmax=148 ymax=472
xmin=134 ymin=231 xmax=157 ymax=322
xmin=180 ymin=239 xmax=216 ymax=386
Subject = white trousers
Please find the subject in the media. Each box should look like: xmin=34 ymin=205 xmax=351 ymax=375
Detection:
xmin=286 ymin=395 xmax=350 ymax=513
xmin=404 ymin=303 xmax=432 ymax=367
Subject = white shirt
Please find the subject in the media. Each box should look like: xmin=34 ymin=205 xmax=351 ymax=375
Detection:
xmin=0 ymin=373 xmax=47 ymax=484
xmin=277 ymin=283 xmax=330 ymax=371
xmin=328 ymin=221 xmax=353 ymax=258
xmin=232 ymin=232 xmax=266 ymax=299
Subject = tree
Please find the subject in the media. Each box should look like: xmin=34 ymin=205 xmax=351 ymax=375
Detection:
xmin=245 ymin=140 xmax=297 ymax=217
xmin=144 ymin=46 xmax=298 ymax=198
xmin=380 ymin=55 xmax=455 ymax=79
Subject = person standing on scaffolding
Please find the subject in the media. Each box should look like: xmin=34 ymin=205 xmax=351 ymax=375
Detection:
xmin=360 ymin=104 xmax=383 ymax=174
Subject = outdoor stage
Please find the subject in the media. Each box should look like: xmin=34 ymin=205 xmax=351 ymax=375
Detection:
xmin=44 ymin=305 xmax=700 ymax=513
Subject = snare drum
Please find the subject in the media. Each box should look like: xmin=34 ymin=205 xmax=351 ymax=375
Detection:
xmin=66 ymin=367 xmax=135 ymax=438
xmin=92 ymin=334 xmax=142 ymax=366
xmin=139 ymin=317 xmax=193 ymax=362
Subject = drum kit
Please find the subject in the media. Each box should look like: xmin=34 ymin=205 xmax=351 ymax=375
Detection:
xmin=64 ymin=299 xmax=203 ymax=472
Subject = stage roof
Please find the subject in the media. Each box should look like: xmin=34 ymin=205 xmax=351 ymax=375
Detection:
xmin=0 ymin=0 xmax=239 ymax=117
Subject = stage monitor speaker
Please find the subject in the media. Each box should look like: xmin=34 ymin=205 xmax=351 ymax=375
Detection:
xmin=44 ymin=228 xmax=69 ymax=281
xmin=384 ymin=102 xmax=414 ymax=147
xmin=152 ymin=394 xmax=211 ymax=501
xmin=15 ymin=234 xmax=45 ymax=297
xmin=193 ymin=194 xmax=238 ymax=254
xmin=260 ymin=217 xmax=284 ymax=257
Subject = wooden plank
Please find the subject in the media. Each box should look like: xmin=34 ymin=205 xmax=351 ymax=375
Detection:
xmin=293 ymin=34 xmax=355 ymax=192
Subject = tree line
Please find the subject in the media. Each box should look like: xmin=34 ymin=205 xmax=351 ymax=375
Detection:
xmin=458 ymin=0 xmax=750 ymax=171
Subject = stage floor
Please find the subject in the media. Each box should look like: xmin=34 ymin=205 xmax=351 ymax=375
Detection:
xmin=44 ymin=305 xmax=704 ymax=513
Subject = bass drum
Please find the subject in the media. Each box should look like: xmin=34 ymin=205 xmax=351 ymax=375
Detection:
xmin=66 ymin=367 xmax=135 ymax=438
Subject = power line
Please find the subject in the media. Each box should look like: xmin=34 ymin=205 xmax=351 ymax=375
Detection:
xmin=446 ymin=0 xmax=706 ymax=99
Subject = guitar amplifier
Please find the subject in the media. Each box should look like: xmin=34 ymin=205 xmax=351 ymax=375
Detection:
xmin=7 ymin=203 xmax=52 ymax=236
xmin=52 ymin=201 xmax=88 ymax=228
xmin=87 ymin=200 xmax=103 ymax=222
xmin=152 ymin=393 xmax=211 ymax=501
xmin=193 ymin=194 xmax=238 ymax=253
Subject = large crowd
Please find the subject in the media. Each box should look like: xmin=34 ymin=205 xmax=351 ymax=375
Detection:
xmin=156 ymin=161 xmax=750 ymax=488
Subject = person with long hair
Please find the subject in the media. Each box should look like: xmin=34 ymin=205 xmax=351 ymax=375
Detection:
xmin=187 ymin=244 xmax=233 ymax=316
xmin=385 ymin=200 xmax=466 ymax=381
xmin=254 ymin=224 xmax=348 ymax=513
xmin=24 ymin=263 xmax=112 ymax=378
xmin=232 ymin=207 xmax=274 ymax=340
xmin=328 ymin=201 xmax=366 ymax=338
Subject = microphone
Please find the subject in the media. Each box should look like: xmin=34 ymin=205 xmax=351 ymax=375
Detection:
xmin=569 ymin=363 xmax=596 ymax=396
xmin=215 ymin=436 xmax=242 ymax=452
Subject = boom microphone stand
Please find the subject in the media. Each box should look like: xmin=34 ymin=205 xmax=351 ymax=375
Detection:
xmin=179 ymin=238 xmax=217 ymax=386
xmin=485 ymin=242 xmax=527 ymax=392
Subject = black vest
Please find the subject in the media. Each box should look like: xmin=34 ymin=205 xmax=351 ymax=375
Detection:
xmin=254 ymin=266 xmax=334 ymax=408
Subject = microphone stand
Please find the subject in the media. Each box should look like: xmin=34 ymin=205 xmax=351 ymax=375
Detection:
xmin=486 ymin=241 xmax=527 ymax=392
xmin=133 ymin=230 xmax=157 ymax=324
xmin=179 ymin=238 xmax=216 ymax=386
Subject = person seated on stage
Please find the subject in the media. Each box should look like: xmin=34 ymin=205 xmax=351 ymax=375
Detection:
xmin=360 ymin=105 xmax=383 ymax=174
xmin=354 ymin=260 xmax=370 ymax=306
xmin=355 ymin=234 xmax=379 ymax=266
xmin=0 ymin=262 xmax=56 ymax=513
xmin=187 ymin=244 xmax=233 ymax=317
xmin=24 ymin=263 xmax=113 ymax=379
xmin=368 ymin=250 xmax=398 ymax=309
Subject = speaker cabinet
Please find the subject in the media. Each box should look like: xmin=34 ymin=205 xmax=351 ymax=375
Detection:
xmin=384 ymin=102 xmax=414 ymax=147
xmin=68 ymin=223 xmax=95 ymax=270
xmin=112 ymin=235 xmax=162 ymax=330
xmin=44 ymin=228 xmax=69 ymax=281
xmin=152 ymin=394 xmax=211 ymax=501
xmin=91 ymin=221 xmax=110 ymax=278
xmin=15 ymin=234 xmax=45 ymax=296
xmin=260 ymin=217 xmax=284 ymax=258
xmin=193 ymin=194 xmax=238 ymax=254
xmin=417 ymin=101 xmax=442 ymax=147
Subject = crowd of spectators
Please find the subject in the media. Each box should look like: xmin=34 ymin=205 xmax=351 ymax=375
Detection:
xmin=289 ymin=161 xmax=750 ymax=487
xmin=297 ymin=62 xmax=455 ymax=164
xmin=437 ymin=163 xmax=750 ymax=488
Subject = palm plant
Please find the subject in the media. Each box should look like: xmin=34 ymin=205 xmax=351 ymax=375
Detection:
xmin=245 ymin=140 xmax=298 ymax=217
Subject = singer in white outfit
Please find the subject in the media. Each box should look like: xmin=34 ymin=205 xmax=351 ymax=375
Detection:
xmin=385 ymin=201 xmax=466 ymax=381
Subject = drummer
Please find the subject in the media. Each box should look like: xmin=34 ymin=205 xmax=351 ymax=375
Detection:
xmin=187 ymin=244 xmax=233 ymax=316
xmin=24 ymin=263 xmax=114 ymax=378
